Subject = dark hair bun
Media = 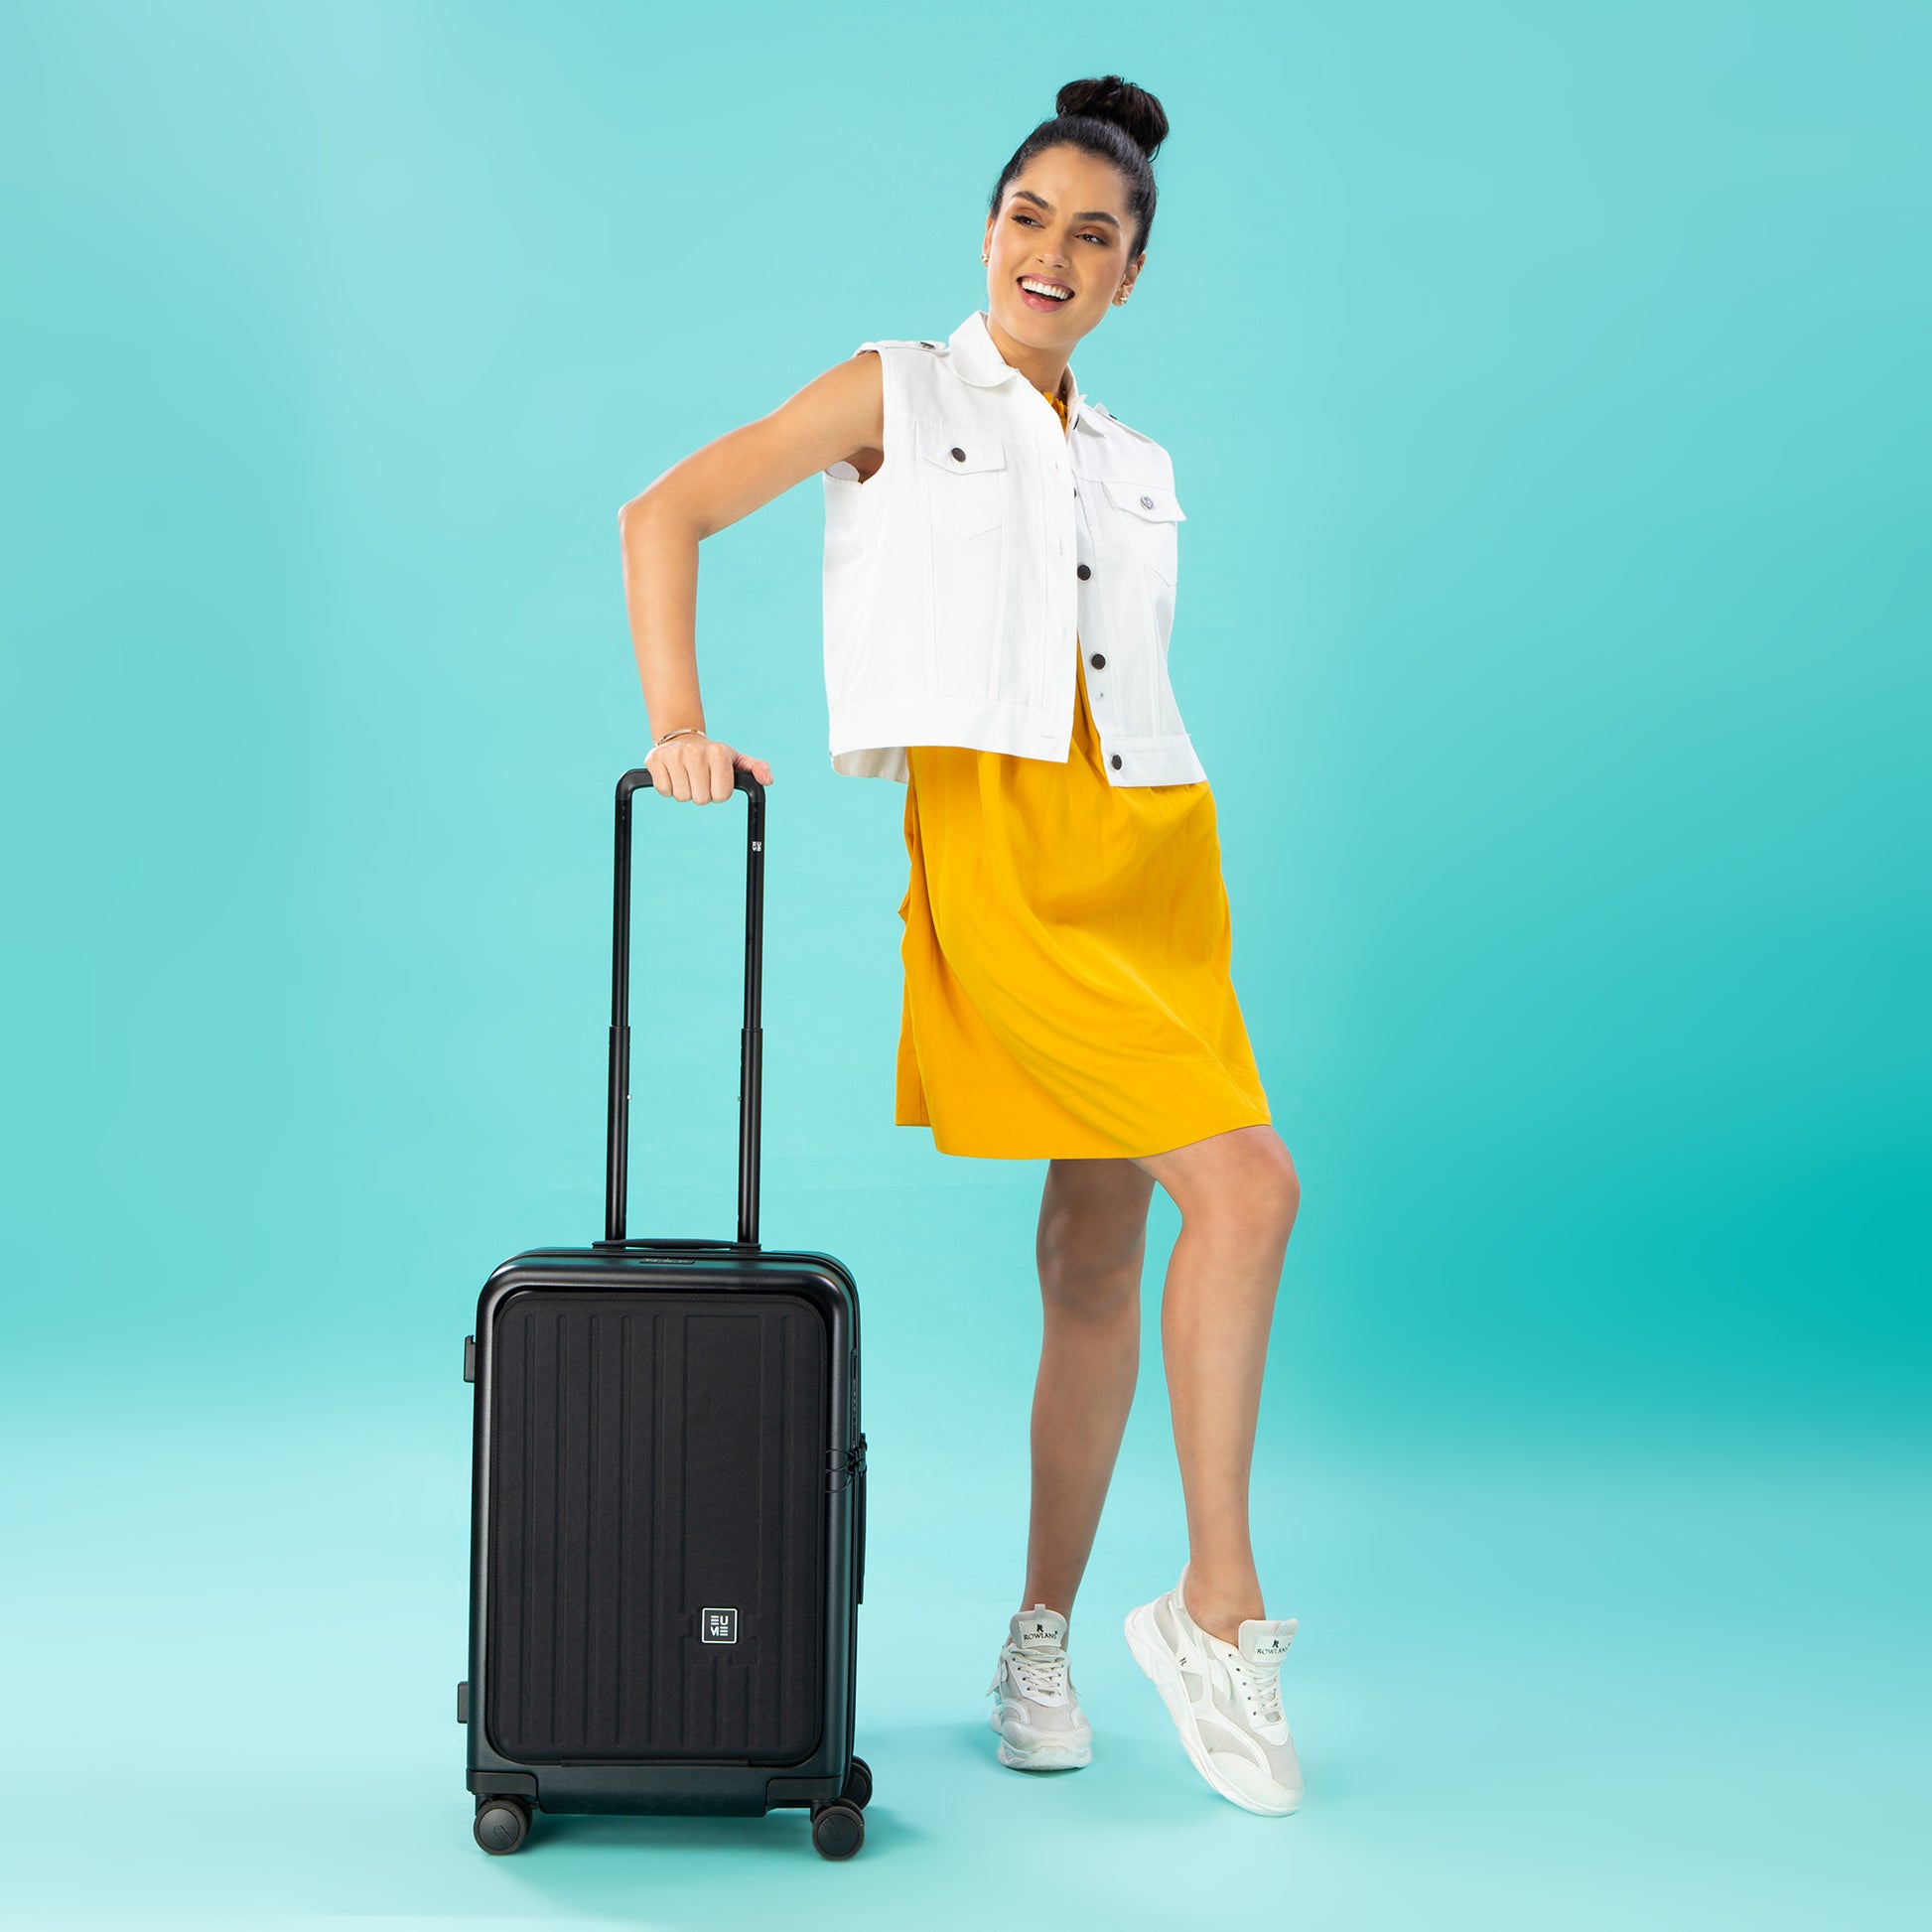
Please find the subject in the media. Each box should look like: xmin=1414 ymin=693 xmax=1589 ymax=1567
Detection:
xmin=1055 ymin=75 xmax=1169 ymax=162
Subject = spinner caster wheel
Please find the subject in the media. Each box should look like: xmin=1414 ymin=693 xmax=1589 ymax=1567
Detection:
xmin=474 ymin=1795 xmax=531 ymax=1855
xmin=810 ymin=1798 xmax=866 ymax=1860
xmin=841 ymin=1754 xmax=873 ymax=1810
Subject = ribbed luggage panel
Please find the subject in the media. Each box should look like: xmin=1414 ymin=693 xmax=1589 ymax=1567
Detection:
xmin=485 ymin=1290 xmax=827 ymax=1763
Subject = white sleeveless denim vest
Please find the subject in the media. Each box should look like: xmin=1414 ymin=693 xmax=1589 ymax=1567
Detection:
xmin=820 ymin=308 xmax=1206 ymax=788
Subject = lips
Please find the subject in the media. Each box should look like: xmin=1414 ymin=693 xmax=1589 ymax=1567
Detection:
xmin=1017 ymin=275 xmax=1073 ymax=313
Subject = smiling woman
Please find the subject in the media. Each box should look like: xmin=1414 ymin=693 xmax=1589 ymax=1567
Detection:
xmin=885 ymin=78 xmax=1309 ymax=1823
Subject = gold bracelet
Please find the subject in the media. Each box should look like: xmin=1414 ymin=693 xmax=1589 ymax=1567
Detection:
xmin=653 ymin=725 xmax=707 ymax=747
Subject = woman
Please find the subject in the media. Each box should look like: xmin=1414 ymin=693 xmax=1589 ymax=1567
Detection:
xmin=617 ymin=75 xmax=1304 ymax=1819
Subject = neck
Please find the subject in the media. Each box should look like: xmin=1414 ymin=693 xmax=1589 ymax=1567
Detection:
xmin=983 ymin=312 xmax=1069 ymax=402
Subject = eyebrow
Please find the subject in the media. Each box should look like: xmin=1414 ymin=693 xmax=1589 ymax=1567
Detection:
xmin=1012 ymin=189 xmax=1121 ymax=228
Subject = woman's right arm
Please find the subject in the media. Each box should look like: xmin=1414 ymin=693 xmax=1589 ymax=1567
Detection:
xmin=617 ymin=348 xmax=885 ymax=803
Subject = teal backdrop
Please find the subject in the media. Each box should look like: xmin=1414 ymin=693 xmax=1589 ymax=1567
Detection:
xmin=2 ymin=2 xmax=1922 ymax=1927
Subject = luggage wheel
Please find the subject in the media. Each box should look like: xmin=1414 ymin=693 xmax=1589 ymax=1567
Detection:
xmin=474 ymin=1794 xmax=531 ymax=1855
xmin=810 ymin=1797 xmax=865 ymax=1860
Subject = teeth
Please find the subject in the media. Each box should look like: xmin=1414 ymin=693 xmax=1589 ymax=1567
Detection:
xmin=1021 ymin=279 xmax=1071 ymax=300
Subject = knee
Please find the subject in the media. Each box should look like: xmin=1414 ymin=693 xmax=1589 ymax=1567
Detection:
xmin=1272 ymin=1143 xmax=1303 ymax=1231
xmin=1207 ymin=1136 xmax=1301 ymax=1248
xmin=1041 ymin=1256 xmax=1141 ymax=1319
xmin=1037 ymin=1218 xmax=1143 ymax=1319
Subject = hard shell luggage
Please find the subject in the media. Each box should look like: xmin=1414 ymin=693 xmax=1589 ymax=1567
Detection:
xmin=460 ymin=766 xmax=870 ymax=1862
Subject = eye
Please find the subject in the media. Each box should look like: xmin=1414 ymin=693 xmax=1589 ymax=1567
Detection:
xmin=1008 ymin=211 xmax=1111 ymax=245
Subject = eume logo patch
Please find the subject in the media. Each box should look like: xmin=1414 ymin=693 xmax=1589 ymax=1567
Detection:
xmin=702 ymin=1606 xmax=739 ymax=1644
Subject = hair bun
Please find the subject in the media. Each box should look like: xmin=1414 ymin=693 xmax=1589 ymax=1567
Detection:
xmin=1055 ymin=75 xmax=1169 ymax=162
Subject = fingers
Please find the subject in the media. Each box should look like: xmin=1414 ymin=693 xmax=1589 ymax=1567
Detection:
xmin=647 ymin=743 xmax=775 ymax=800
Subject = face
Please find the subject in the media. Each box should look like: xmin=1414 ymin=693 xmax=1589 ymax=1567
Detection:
xmin=983 ymin=144 xmax=1143 ymax=350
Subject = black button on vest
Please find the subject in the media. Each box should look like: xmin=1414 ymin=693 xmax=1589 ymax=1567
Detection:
xmin=1076 ymin=563 xmax=1091 ymax=580
xmin=1089 ymin=652 xmax=1105 ymax=668
xmin=1110 ymin=754 xmax=1123 ymax=769
xmin=949 ymin=447 xmax=965 ymax=462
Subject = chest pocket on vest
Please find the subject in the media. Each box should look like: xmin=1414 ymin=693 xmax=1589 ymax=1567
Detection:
xmin=1102 ymin=479 xmax=1186 ymax=584
xmin=917 ymin=424 xmax=1008 ymax=540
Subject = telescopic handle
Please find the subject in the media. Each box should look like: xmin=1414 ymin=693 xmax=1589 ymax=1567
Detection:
xmin=604 ymin=766 xmax=766 ymax=1248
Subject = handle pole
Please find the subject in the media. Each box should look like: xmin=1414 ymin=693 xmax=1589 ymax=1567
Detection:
xmin=605 ymin=767 xmax=767 ymax=1247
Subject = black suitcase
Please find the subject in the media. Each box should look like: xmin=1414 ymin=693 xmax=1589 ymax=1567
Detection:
xmin=460 ymin=766 xmax=870 ymax=1862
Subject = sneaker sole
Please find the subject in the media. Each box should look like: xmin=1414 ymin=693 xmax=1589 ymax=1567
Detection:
xmin=988 ymin=1705 xmax=1092 ymax=1771
xmin=1123 ymin=1600 xmax=1300 ymax=1816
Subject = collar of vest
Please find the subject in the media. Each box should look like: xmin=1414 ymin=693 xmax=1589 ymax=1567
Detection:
xmin=947 ymin=308 xmax=1087 ymax=436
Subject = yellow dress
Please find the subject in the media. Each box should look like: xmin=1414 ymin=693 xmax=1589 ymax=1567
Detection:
xmin=893 ymin=381 xmax=1273 ymax=1160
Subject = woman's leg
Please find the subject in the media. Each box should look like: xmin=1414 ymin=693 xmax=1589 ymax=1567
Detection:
xmin=1019 ymin=1156 xmax=1159 ymax=1623
xmin=1129 ymin=1123 xmax=1301 ymax=1644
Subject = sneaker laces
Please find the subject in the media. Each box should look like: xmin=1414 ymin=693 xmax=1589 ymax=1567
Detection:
xmin=1008 ymin=1639 xmax=1069 ymax=1702
xmin=1233 ymin=1653 xmax=1285 ymax=1727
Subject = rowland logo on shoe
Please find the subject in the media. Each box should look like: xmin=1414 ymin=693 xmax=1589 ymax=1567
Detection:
xmin=702 ymin=1607 xmax=739 ymax=1644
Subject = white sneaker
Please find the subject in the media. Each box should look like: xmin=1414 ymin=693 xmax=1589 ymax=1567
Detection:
xmin=986 ymin=1602 xmax=1093 ymax=1770
xmin=1124 ymin=1565 xmax=1302 ymax=1815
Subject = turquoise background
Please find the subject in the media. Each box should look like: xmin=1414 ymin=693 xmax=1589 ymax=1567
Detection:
xmin=3 ymin=2 xmax=1924 ymax=1926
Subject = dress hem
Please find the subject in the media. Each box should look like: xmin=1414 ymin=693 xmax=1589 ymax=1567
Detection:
xmin=892 ymin=1106 xmax=1273 ymax=1163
